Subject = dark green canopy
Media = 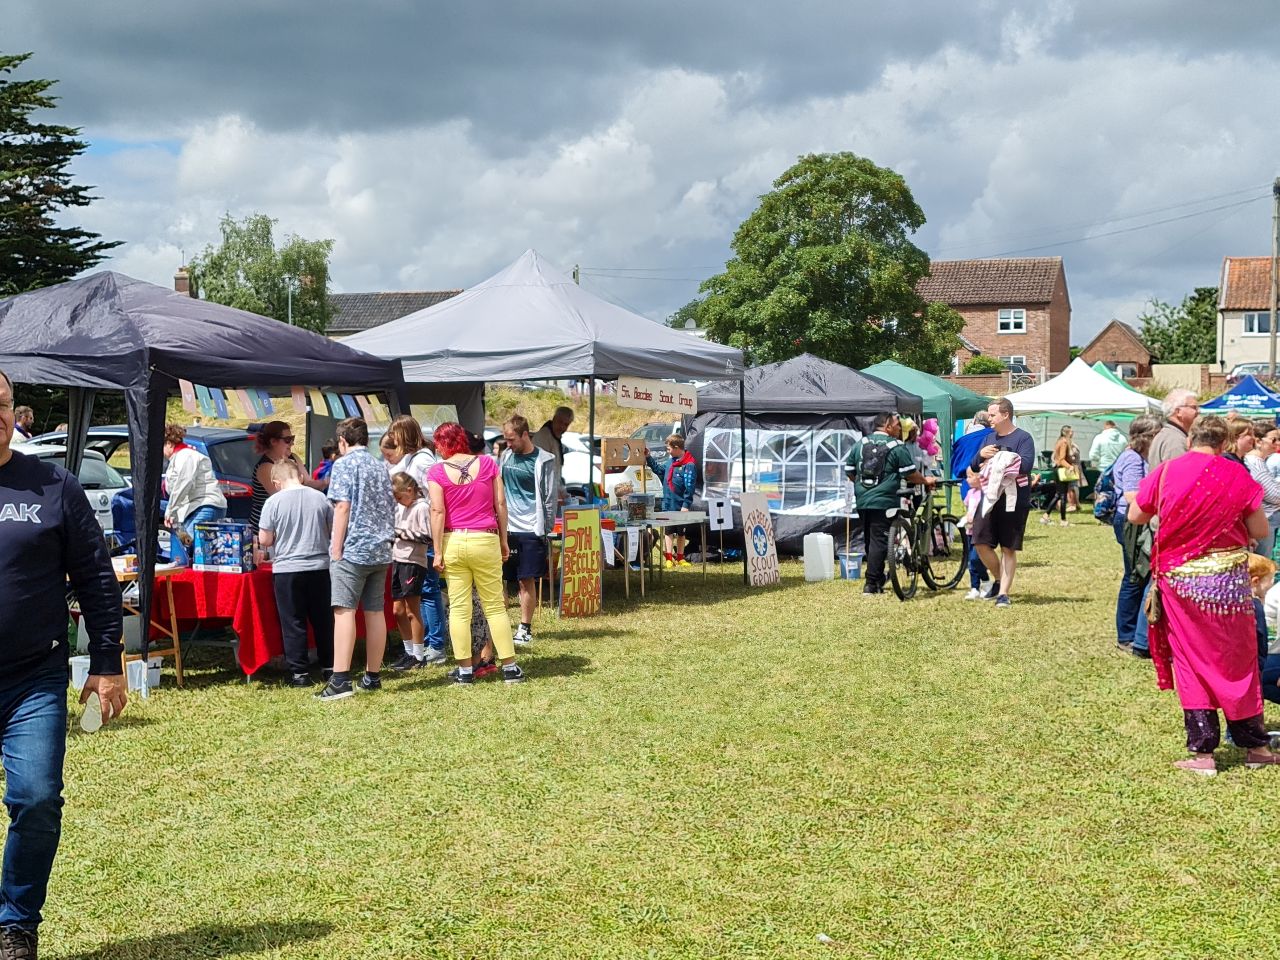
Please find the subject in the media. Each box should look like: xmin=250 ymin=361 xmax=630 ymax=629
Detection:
xmin=861 ymin=360 xmax=990 ymax=469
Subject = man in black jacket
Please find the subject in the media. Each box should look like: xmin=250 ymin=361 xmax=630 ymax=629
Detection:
xmin=0 ymin=370 xmax=125 ymax=960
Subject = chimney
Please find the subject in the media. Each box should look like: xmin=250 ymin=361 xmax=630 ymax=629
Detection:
xmin=174 ymin=266 xmax=192 ymax=297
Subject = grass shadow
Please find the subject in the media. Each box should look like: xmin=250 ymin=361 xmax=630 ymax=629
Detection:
xmin=527 ymin=652 xmax=594 ymax=679
xmin=60 ymin=919 xmax=332 ymax=959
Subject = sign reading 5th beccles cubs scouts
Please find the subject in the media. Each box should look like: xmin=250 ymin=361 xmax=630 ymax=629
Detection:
xmin=739 ymin=493 xmax=780 ymax=587
xmin=616 ymin=376 xmax=698 ymax=415
xmin=559 ymin=509 xmax=603 ymax=617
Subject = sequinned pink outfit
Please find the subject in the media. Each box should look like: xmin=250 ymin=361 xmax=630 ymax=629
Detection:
xmin=1136 ymin=452 xmax=1263 ymax=719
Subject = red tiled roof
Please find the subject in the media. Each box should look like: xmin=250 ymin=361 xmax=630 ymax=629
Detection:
xmin=917 ymin=257 xmax=1063 ymax=306
xmin=1220 ymin=257 xmax=1273 ymax=311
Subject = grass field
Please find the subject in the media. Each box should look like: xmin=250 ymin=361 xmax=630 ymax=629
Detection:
xmin=46 ymin=516 xmax=1280 ymax=959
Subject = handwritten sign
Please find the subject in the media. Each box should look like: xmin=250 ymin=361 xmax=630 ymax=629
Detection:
xmin=739 ymin=492 xmax=780 ymax=587
xmin=559 ymin=508 xmax=603 ymax=617
xmin=616 ymin=376 xmax=698 ymax=415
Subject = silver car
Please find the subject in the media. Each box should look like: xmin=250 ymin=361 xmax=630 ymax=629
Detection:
xmin=11 ymin=443 xmax=130 ymax=534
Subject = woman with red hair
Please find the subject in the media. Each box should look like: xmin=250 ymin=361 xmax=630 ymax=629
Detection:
xmin=427 ymin=423 xmax=524 ymax=684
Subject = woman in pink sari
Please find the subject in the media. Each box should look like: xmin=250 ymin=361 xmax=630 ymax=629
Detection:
xmin=1129 ymin=415 xmax=1280 ymax=775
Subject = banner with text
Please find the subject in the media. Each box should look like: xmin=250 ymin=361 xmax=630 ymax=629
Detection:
xmin=559 ymin=508 xmax=603 ymax=617
xmin=616 ymin=376 xmax=697 ymax=416
xmin=740 ymin=492 xmax=780 ymax=587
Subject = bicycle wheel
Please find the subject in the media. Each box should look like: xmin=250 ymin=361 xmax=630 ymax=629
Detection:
xmin=887 ymin=516 xmax=918 ymax=601
xmin=922 ymin=513 xmax=967 ymax=590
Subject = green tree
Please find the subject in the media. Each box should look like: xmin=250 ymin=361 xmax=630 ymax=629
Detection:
xmin=0 ymin=51 xmax=120 ymax=295
xmin=699 ymin=152 xmax=963 ymax=373
xmin=1136 ymin=287 xmax=1217 ymax=364
xmin=189 ymin=212 xmax=334 ymax=334
xmin=667 ymin=297 xmax=704 ymax=330
xmin=962 ymin=355 xmax=1008 ymax=375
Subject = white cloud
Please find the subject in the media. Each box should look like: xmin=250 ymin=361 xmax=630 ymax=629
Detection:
xmin=66 ymin=10 xmax=1280 ymax=349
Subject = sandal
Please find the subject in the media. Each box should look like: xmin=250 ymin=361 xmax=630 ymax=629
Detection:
xmin=1245 ymin=749 xmax=1280 ymax=769
xmin=1173 ymin=756 xmax=1217 ymax=776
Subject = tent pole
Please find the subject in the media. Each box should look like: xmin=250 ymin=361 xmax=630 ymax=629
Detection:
xmin=588 ymin=377 xmax=596 ymax=498
xmin=740 ymin=378 xmax=748 ymax=586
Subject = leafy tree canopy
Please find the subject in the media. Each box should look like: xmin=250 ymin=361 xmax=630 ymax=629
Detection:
xmin=667 ymin=297 xmax=704 ymax=329
xmin=189 ymin=213 xmax=334 ymax=335
xmin=699 ymin=152 xmax=963 ymax=373
xmin=0 ymin=51 xmax=120 ymax=296
xmin=1136 ymin=286 xmax=1217 ymax=365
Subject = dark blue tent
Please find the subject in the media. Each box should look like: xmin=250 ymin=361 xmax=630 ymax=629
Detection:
xmin=0 ymin=272 xmax=406 ymax=656
xmin=1201 ymin=375 xmax=1280 ymax=415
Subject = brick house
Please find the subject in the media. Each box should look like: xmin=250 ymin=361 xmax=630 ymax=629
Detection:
xmin=1216 ymin=256 xmax=1275 ymax=370
xmin=917 ymin=257 xmax=1071 ymax=375
xmin=328 ymin=290 xmax=461 ymax=339
xmin=1078 ymin=320 xmax=1154 ymax=379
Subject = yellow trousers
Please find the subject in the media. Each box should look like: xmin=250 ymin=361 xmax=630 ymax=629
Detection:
xmin=441 ymin=531 xmax=515 ymax=661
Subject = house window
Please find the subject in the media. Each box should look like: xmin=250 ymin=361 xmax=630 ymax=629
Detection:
xmin=997 ymin=308 xmax=1026 ymax=333
xmin=1244 ymin=311 xmax=1273 ymax=335
xmin=999 ymin=355 xmax=1026 ymax=368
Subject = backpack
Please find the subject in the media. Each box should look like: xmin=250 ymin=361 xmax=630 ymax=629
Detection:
xmin=1093 ymin=465 xmax=1117 ymax=524
xmin=856 ymin=437 xmax=899 ymax=489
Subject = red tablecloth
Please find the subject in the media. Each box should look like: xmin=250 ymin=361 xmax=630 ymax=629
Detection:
xmin=155 ymin=566 xmax=395 ymax=676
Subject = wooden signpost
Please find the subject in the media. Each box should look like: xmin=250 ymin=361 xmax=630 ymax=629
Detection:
xmin=739 ymin=492 xmax=780 ymax=586
xmin=559 ymin=508 xmax=603 ymax=617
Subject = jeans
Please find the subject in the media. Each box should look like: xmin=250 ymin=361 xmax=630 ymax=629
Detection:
xmin=860 ymin=509 xmax=891 ymax=591
xmin=967 ymin=544 xmax=989 ymax=590
xmin=1043 ymin=479 xmax=1069 ymax=521
xmin=441 ymin=532 xmax=514 ymax=662
xmin=420 ymin=551 xmax=447 ymax=652
xmin=1262 ymin=653 xmax=1280 ymax=706
xmin=1114 ymin=512 xmax=1147 ymax=645
xmin=0 ymin=665 xmax=69 ymax=931
xmin=1260 ymin=526 xmax=1279 ymax=562
xmin=272 ymin=569 xmax=333 ymax=675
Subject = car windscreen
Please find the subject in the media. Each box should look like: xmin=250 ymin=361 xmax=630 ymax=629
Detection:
xmin=39 ymin=453 xmax=125 ymax=490
xmin=204 ymin=438 xmax=260 ymax=479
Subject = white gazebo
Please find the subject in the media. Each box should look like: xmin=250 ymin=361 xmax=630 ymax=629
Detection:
xmin=1003 ymin=358 xmax=1160 ymax=413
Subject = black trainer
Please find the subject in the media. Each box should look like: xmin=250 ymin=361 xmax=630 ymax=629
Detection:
xmin=980 ymin=582 xmax=1000 ymax=601
xmin=285 ymin=673 xmax=313 ymax=688
xmin=502 ymin=663 xmax=526 ymax=685
xmin=1 ymin=925 xmax=37 ymax=960
xmin=390 ymin=652 xmax=421 ymax=673
xmin=447 ymin=667 xmax=474 ymax=685
xmin=358 ymin=673 xmax=382 ymax=692
xmin=315 ymin=678 xmax=354 ymax=702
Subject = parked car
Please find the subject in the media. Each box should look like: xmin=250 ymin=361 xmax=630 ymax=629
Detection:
xmin=612 ymin=421 xmax=684 ymax=495
xmin=29 ymin=425 xmax=131 ymax=476
xmin=11 ymin=443 xmax=129 ymax=534
xmin=1227 ymin=362 xmax=1275 ymax=386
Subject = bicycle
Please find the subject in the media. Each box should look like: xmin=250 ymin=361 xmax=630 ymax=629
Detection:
xmin=886 ymin=479 xmax=968 ymax=601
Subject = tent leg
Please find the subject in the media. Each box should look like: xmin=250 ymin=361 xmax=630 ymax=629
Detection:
xmin=65 ymin=387 xmax=97 ymax=476
xmin=588 ymin=378 xmax=596 ymax=498
xmin=740 ymin=379 xmax=748 ymax=586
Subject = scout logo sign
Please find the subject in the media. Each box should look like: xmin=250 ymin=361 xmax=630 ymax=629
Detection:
xmin=739 ymin=492 xmax=779 ymax=586
xmin=559 ymin=508 xmax=603 ymax=617
xmin=616 ymin=376 xmax=697 ymax=415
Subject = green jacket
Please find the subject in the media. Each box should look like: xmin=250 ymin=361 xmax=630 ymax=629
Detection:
xmin=846 ymin=432 xmax=915 ymax=511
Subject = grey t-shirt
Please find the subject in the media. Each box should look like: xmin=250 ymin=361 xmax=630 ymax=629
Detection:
xmin=258 ymin=486 xmax=334 ymax=574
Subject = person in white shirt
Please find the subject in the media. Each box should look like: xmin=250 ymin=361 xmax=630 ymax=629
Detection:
xmin=1088 ymin=420 xmax=1127 ymax=474
xmin=163 ymin=423 xmax=227 ymax=551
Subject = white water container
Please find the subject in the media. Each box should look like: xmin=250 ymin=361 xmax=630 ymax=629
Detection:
xmin=803 ymin=532 xmax=836 ymax=581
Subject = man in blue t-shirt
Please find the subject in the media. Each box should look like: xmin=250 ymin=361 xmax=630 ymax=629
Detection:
xmin=968 ymin=397 xmax=1037 ymax=608
xmin=500 ymin=415 xmax=555 ymax=645
xmin=317 ymin=417 xmax=396 ymax=702
xmin=0 ymin=369 xmax=125 ymax=957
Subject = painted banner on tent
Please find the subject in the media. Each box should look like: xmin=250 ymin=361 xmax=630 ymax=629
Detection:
xmin=616 ymin=376 xmax=697 ymax=415
xmin=559 ymin=508 xmax=603 ymax=617
xmin=740 ymin=492 xmax=780 ymax=587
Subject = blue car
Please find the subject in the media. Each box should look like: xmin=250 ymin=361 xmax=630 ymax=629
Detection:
xmin=30 ymin=424 xmax=259 ymax=521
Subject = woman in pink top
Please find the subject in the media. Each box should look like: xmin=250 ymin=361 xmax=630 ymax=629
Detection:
xmin=427 ymin=423 xmax=523 ymax=684
xmin=1128 ymin=415 xmax=1279 ymax=775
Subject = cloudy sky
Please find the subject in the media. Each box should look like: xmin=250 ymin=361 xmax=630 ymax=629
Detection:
xmin=9 ymin=0 xmax=1280 ymax=346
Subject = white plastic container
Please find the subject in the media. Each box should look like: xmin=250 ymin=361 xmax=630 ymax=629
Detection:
xmin=69 ymin=655 xmax=91 ymax=691
xmin=803 ymin=532 xmax=836 ymax=581
xmin=146 ymin=656 xmax=163 ymax=689
xmin=125 ymin=659 xmax=149 ymax=698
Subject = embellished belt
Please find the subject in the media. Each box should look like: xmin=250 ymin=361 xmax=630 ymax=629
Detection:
xmin=1162 ymin=549 xmax=1251 ymax=617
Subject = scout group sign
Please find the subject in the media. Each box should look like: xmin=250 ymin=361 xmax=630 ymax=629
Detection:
xmin=559 ymin=508 xmax=603 ymax=617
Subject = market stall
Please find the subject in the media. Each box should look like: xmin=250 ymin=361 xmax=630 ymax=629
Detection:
xmin=1001 ymin=358 xmax=1159 ymax=414
xmin=685 ymin=354 xmax=924 ymax=554
xmin=0 ymin=271 xmax=405 ymax=651
xmin=861 ymin=359 xmax=990 ymax=473
xmin=1200 ymin=375 xmax=1280 ymax=416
